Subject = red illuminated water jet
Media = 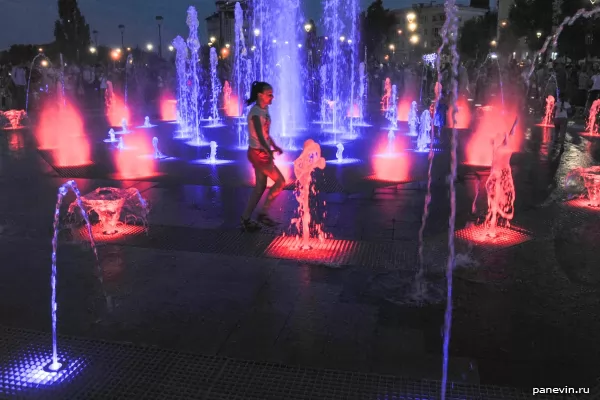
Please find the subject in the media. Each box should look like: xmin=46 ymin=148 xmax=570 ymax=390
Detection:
xmin=580 ymin=99 xmax=600 ymax=138
xmin=370 ymin=135 xmax=411 ymax=182
xmin=35 ymin=101 xmax=91 ymax=167
xmin=113 ymin=135 xmax=158 ymax=179
xmin=537 ymin=95 xmax=555 ymax=128
xmin=105 ymin=88 xmax=130 ymax=127
xmin=381 ymin=78 xmax=392 ymax=111
xmin=347 ymin=103 xmax=360 ymax=118
xmin=396 ymin=98 xmax=411 ymax=122
xmin=464 ymin=101 xmax=521 ymax=167
xmin=1 ymin=110 xmax=27 ymax=130
xmin=159 ymin=97 xmax=177 ymax=121
xmin=447 ymin=97 xmax=471 ymax=129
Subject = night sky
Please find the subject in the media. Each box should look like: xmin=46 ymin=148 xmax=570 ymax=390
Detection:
xmin=0 ymin=0 xmax=486 ymax=50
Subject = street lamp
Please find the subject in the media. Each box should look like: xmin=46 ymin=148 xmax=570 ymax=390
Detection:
xmin=210 ymin=36 xmax=216 ymax=43
xmin=408 ymin=22 xmax=417 ymax=32
xmin=147 ymin=43 xmax=154 ymax=51
xmin=397 ymin=29 xmax=403 ymax=35
xmin=118 ymin=24 xmax=125 ymax=48
xmin=407 ymin=12 xmax=416 ymax=22
xmin=339 ymin=36 xmax=345 ymax=42
xmin=410 ymin=35 xmax=419 ymax=44
xmin=304 ymin=23 xmax=312 ymax=33
xmin=89 ymin=47 xmax=96 ymax=53
xmin=491 ymin=40 xmax=497 ymax=47
xmin=225 ymin=43 xmax=231 ymax=48
xmin=536 ymin=31 xmax=542 ymax=38
xmin=168 ymin=45 xmax=174 ymax=51
xmin=38 ymin=47 xmax=43 ymax=52
xmin=155 ymin=16 xmax=164 ymax=58
xmin=253 ymin=29 xmax=260 ymax=36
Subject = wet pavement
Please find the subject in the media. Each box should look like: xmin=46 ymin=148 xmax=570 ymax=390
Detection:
xmin=0 ymin=109 xmax=599 ymax=399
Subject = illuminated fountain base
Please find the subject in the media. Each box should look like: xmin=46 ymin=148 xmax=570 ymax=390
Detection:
xmin=1 ymin=110 xmax=27 ymax=130
xmin=203 ymin=120 xmax=226 ymax=128
xmin=68 ymin=187 xmax=149 ymax=236
xmin=185 ymin=138 xmax=210 ymax=147
xmin=328 ymin=158 xmax=361 ymax=165
xmin=454 ymin=224 xmax=531 ymax=249
xmin=265 ymin=236 xmax=343 ymax=263
xmin=191 ymin=159 xmax=235 ymax=165
xmin=566 ymin=166 xmax=600 ymax=207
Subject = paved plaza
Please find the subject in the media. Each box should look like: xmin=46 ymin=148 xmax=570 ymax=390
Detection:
xmin=0 ymin=108 xmax=599 ymax=399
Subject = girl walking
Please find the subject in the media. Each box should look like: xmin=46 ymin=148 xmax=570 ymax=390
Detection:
xmin=241 ymin=81 xmax=285 ymax=231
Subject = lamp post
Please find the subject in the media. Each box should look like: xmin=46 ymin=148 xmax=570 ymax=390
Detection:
xmin=118 ymin=25 xmax=125 ymax=49
xmin=155 ymin=16 xmax=164 ymax=58
xmin=92 ymin=30 xmax=99 ymax=46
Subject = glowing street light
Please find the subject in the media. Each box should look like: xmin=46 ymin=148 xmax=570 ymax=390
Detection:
xmin=407 ymin=12 xmax=416 ymax=22
xmin=89 ymin=47 xmax=97 ymax=53
xmin=347 ymin=39 xmax=352 ymax=44
xmin=210 ymin=36 xmax=216 ymax=43
xmin=389 ymin=44 xmax=395 ymax=50
xmin=126 ymin=47 xmax=131 ymax=51
xmin=410 ymin=35 xmax=419 ymax=44
xmin=168 ymin=45 xmax=174 ymax=51
xmin=146 ymin=43 xmax=153 ymax=51
xmin=340 ymin=36 xmax=345 ymax=42
xmin=221 ymin=47 xmax=229 ymax=57
xmin=491 ymin=40 xmax=497 ymax=47
xmin=408 ymin=22 xmax=417 ymax=32
xmin=40 ymin=60 xmax=48 ymax=67
xmin=38 ymin=48 xmax=43 ymax=52
xmin=111 ymin=50 xmax=120 ymax=60
xmin=397 ymin=29 xmax=403 ymax=35
xmin=253 ymin=29 xmax=260 ymax=36
xmin=500 ymin=20 xmax=507 ymax=27
xmin=116 ymin=48 xmax=122 ymax=53
xmin=251 ymin=45 xmax=256 ymax=51
xmin=536 ymin=31 xmax=542 ymax=38
xmin=304 ymin=23 xmax=312 ymax=33
xmin=225 ymin=43 xmax=230 ymax=48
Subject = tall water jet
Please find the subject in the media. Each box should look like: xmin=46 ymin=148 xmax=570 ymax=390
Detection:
xmin=26 ymin=53 xmax=50 ymax=113
xmin=186 ymin=7 xmax=201 ymax=140
xmin=48 ymin=180 xmax=98 ymax=372
xmin=582 ymin=99 xmax=600 ymax=137
xmin=291 ymin=139 xmax=327 ymax=249
xmin=347 ymin=0 xmax=359 ymax=134
xmin=209 ymin=47 xmax=221 ymax=125
xmin=321 ymin=0 xmax=346 ymax=139
xmin=417 ymin=110 xmax=432 ymax=152
xmin=125 ymin=54 xmax=133 ymax=105
xmin=485 ymin=134 xmax=516 ymax=237
xmin=234 ymin=2 xmax=248 ymax=117
xmin=540 ymin=95 xmax=555 ymax=127
xmin=173 ymin=36 xmax=190 ymax=136
xmin=408 ymin=101 xmax=419 ymax=136
xmin=252 ymin=0 xmax=305 ymax=139
xmin=358 ymin=62 xmax=366 ymax=121
xmin=385 ymin=85 xmax=398 ymax=130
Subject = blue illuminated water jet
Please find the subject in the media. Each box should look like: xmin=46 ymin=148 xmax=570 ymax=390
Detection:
xmin=207 ymin=47 xmax=224 ymax=128
xmin=49 ymin=181 xmax=98 ymax=372
xmin=186 ymin=7 xmax=202 ymax=141
xmin=173 ymin=36 xmax=191 ymax=138
xmin=191 ymin=141 xmax=235 ymax=165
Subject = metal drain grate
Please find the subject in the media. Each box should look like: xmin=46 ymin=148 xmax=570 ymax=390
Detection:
xmin=0 ymin=326 xmax=547 ymax=400
xmin=71 ymin=224 xmax=147 ymax=244
xmin=53 ymin=165 xmax=100 ymax=179
xmin=454 ymin=225 xmax=532 ymax=250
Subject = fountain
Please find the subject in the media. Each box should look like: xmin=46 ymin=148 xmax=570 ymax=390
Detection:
xmin=48 ymin=180 xmax=98 ymax=372
xmin=336 ymin=143 xmax=344 ymax=161
xmin=408 ymin=101 xmax=419 ymax=136
xmin=138 ymin=116 xmax=156 ymax=128
xmin=581 ymin=99 xmax=600 ymax=137
xmin=173 ymin=36 xmax=190 ymax=136
xmin=387 ymin=130 xmax=395 ymax=154
xmin=104 ymin=129 xmax=117 ymax=143
xmin=566 ymin=166 xmax=600 ymax=207
xmin=485 ymin=121 xmax=518 ymax=238
xmin=117 ymin=137 xmax=124 ymax=151
xmin=152 ymin=137 xmax=165 ymax=159
xmin=1 ymin=110 xmax=27 ymax=130
xmin=186 ymin=7 xmax=201 ymax=140
xmin=192 ymin=140 xmax=234 ymax=165
xmin=539 ymin=95 xmax=555 ymax=127
xmin=118 ymin=118 xmax=129 ymax=134
xmin=291 ymin=139 xmax=327 ymax=250
xmin=125 ymin=54 xmax=133 ymax=106
xmin=207 ymin=47 xmax=223 ymax=128
xmin=26 ymin=53 xmax=51 ymax=112
xmin=381 ymin=78 xmax=392 ymax=111
xmin=384 ymin=85 xmax=398 ymax=131
xmin=223 ymin=81 xmax=232 ymax=114
xmin=417 ymin=109 xmax=432 ymax=152
xmin=68 ymin=187 xmax=150 ymax=236
xmin=209 ymin=141 xmax=218 ymax=163
xmin=233 ymin=2 xmax=250 ymax=118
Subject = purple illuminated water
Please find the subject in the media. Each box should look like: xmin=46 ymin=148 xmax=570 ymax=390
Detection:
xmin=408 ymin=101 xmax=419 ymax=136
xmin=26 ymin=53 xmax=51 ymax=113
xmin=385 ymin=85 xmax=398 ymax=130
xmin=417 ymin=110 xmax=432 ymax=152
xmin=173 ymin=36 xmax=190 ymax=137
xmin=186 ymin=7 xmax=201 ymax=140
xmin=209 ymin=47 xmax=221 ymax=125
xmin=49 ymin=181 xmax=98 ymax=371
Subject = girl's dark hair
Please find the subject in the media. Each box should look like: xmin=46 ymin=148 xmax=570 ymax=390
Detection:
xmin=246 ymin=81 xmax=272 ymax=106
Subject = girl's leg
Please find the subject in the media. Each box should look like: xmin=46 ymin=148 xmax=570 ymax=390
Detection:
xmin=242 ymin=167 xmax=267 ymax=221
xmin=258 ymin=163 xmax=286 ymax=217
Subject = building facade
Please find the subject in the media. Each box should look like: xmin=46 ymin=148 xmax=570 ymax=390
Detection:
xmin=205 ymin=0 xmax=251 ymax=49
xmin=388 ymin=3 xmax=488 ymax=62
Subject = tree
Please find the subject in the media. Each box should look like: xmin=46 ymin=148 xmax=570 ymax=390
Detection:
xmin=458 ymin=12 xmax=498 ymax=61
xmin=54 ymin=0 xmax=91 ymax=62
xmin=361 ymin=0 xmax=397 ymax=62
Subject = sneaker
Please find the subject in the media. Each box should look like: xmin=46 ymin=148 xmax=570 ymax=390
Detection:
xmin=257 ymin=213 xmax=279 ymax=227
xmin=240 ymin=217 xmax=261 ymax=232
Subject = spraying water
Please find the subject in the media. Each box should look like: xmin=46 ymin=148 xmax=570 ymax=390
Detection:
xmin=252 ymin=0 xmax=305 ymax=139
xmin=583 ymin=99 xmax=600 ymax=136
xmin=417 ymin=109 xmax=432 ymax=152
xmin=104 ymin=129 xmax=117 ymax=143
xmin=291 ymin=139 xmax=327 ymax=249
xmin=209 ymin=47 xmax=221 ymax=125
xmin=385 ymin=85 xmax=398 ymax=130
xmin=48 ymin=181 xmax=98 ymax=371
xmin=186 ymin=7 xmax=201 ymax=140
xmin=358 ymin=63 xmax=366 ymax=122
xmin=58 ymin=54 xmax=66 ymax=107
xmin=336 ymin=143 xmax=344 ymax=161
xmin=541 ymin=95 xmax=556 ymax=127
xmin=381 ymin=78 xmax=392 ymax=111
xmin=348 ymin=0 xmax=359 ymax=135
xmin=408 ymin=101 xmax=419 ymax=136
xmin=234 ymin=3 xmax=248 ymax=117
xmin=387 ymin=129 xmax=395 ymax=154
xmin=152 ymin=137 xmax=165 ymax=159
xmin=173 ymin=36 xmax=190 ymax=135
xmin=209 ymin=141 xmax=218 ymax=163
xmin=26 ymin=53 xmax=51 ymax=113
xmin=117 ymin=137 xmax=124 ymax=151
xmin=125 ymin=54 xmax=133 ymax=105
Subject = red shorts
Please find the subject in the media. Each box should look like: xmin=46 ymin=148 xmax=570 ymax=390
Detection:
xmin=247 ymin=147 xmax=272 ymax=168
